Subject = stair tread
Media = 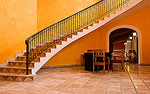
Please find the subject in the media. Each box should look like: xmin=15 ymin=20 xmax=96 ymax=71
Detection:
xmin=8 ymin=60 xmax=35 ymax=63
xmin=0 ymin=65 xmax=33 ymax=69
xmin=0 ymin=73 xmax=33 ymax=77
xmin=17 ymin=56 xmax=26 ymax=57
xmin=17 ymin=55 xmax=40 ymax=58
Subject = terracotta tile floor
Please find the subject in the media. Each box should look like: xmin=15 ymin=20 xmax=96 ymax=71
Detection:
xmin=0 ymin=64 xmax=150 ymax=94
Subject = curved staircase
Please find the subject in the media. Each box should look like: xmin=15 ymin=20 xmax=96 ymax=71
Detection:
xmin=0 ymin=0 xmax=142 ymax=81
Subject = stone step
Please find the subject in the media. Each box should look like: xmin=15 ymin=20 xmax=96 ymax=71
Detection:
xmin=23 ymin=52 xmax=47 ymax=57
xmin=0 ymin=66 xmax=33 ymax=74
xmin=0 ymin=73 xmax=34 ymax=81
xmin=8 ymin=61 xmax=35 ymax=67
xmin=16 ymin=56 xmax=40 ymax=62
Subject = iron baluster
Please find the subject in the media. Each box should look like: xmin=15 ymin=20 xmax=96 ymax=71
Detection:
xmin=25 ymin=40 xmax=29 ymax=75
xmin=25 ymin=0 xmax=132 ymax=75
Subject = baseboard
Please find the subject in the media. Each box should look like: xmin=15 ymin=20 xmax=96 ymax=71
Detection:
xmin=0 ymin=64 xmax=7 ymax=66
xmin=42 ymin=64 xmax=82 ymax=69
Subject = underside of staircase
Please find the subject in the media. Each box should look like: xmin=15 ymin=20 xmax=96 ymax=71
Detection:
xmin=0 ymin=0 xmax=142 ymax=81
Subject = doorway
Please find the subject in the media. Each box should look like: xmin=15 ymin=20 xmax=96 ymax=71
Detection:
xmin=109 ymin=28 xmax=139 ymax=64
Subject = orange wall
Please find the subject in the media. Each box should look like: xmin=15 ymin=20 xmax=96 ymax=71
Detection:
xmin=44 ymin=28 xmax=101 ymax=66
xmin=45 ymin=7 xmax=150 ymax=66
xmin=113 ymin=42 xmax=125 ymax=55
xmin=0 ymin=0 xmax=37 ymax=64
xmin=113 ymin=42 xmax=125 ymax=50
xmin=37 ymin=0 xmax=99 ymax=31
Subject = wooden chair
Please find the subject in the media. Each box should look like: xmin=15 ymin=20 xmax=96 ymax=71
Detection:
xmin=93 ymin=49 xmax=110 ymax=73
xmin=111 ymin=50 xmax=125 ymax=71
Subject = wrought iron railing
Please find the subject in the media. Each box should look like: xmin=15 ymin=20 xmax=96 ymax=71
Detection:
xmin=25 ymin=0 xmax=132 ymax=75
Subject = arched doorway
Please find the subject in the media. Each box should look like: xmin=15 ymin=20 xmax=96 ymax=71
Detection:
xmin=109 ymin=28 xmax=139 ymax=64
xmin=106 ymin=25 xmax=142 ymax=65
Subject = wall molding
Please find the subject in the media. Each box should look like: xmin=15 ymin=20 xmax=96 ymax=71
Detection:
xmin=42 ymin=64 xmax=82 ymax=69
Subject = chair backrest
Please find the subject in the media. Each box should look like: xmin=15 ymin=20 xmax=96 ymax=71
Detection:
xmin=93 ymin=49 xmax=105 ymax=58
xmin=112 ymin=50 xmax=125 ymax=61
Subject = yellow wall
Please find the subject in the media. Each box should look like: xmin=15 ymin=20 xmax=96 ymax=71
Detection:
xmin=1 ymin=0 xmax=150 ymax=65
xmin=37 ymin=0 xmax=99 ymax=31
xmin=45 ymin=7 xmax=150 ymax=66
xmin=44 ymin=28 xmax=101 ymax=66
xmin=0 ymin=0 xmax=37 ymax=64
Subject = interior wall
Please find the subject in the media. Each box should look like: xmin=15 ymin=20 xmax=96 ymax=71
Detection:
xmin=1 ymin=0 xmax=149 ymax=65
xmin=45 ymin=7 xmax=150 ymax=66
xmin=37 ymin=0 xmax=99 ymax=31
xmin=113 ymin=42 xmax=125 ymax=50
xmin=44 ymin=29 xmax=101 ymax=66
xmin=0 ymin=0 xmax=37 ymax=64
xmin=113 ymin=42 xmax=125 ymax=55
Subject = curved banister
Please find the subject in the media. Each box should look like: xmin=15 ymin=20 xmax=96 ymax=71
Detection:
xmin=25 ymin=0 xmax=132 ymax=75
xmin=25 ymin=0 xmax=104 ymax=42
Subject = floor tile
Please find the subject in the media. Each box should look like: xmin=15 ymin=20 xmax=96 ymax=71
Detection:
xmin=1 ymin=65 xmax=150 ymax=94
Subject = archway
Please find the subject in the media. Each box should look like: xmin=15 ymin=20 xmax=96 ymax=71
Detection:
xmin=106 ymin=25 xmax=142 ymax=64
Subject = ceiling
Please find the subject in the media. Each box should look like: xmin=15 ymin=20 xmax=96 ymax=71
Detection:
xmin=110 ymin=28 xmax=135 ymax=43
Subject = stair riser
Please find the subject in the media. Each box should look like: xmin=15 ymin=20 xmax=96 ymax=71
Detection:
xmin=17 ymin=57 xmax=40 ymax=62
xmin=67 ymin=35 xmax=72 ymax=38
xmin=99 ymin=17 xmax=104 ymax=20
xmin=36 ymin=45 xmax=45 ymax=49
xmin=30 ymin=49 xmax=41 ymax=52
xmin=45 ymin=49 xmax=51 ymax=53
xmin=78 ymin=29 xmax=83 ymax=32
xmin=72 ymin=32 xmax=78 ymax=35
xmin=30 ymin=46 xmax=55 ymax=52
xmin=0 ymin=76 xmax=34 ymax=81
xmin=23 ymin=53 xmax=33 ymax=56
xmin=23 ymin=51 xmax=45 ymax=57
xmin=61 ymin=37 xmax=67 ymax=41
xmin=40 ymin=53 xmax=46 ymax=57
xmin=83 ymin=26 xmax=88 ymax=29
xmin=8 ymin=62 xmax=34 ymax=67
xmin=51 ymin=40 xmax=62 ymax=45
xmin=17 ymin=57 xmax=26 ymax=61
xmin=33 ymin=58 xmax=40 ymax=62
xmin=0 ymin=68 xmax=32 ymax=74
xmin=50 ymin=45 xmax=56 ymax=48
xmin=32 ymin=42 xmax=54 ymax=49
xmin=95 ymin=20 xmax=99 ymax=23
xmin=104 ymin=14 xmax=110 ymax=17
xmin=44 ymin=45 xmax=56 ymax=49
xmin=24 ymin=52 xmax=46 ymax=57
xmin=56 ymin=42 xmax=62 ymax=45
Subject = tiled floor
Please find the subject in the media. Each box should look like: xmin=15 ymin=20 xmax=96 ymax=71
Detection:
xmin=0 ymin=64 xmax=150 ymax=94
